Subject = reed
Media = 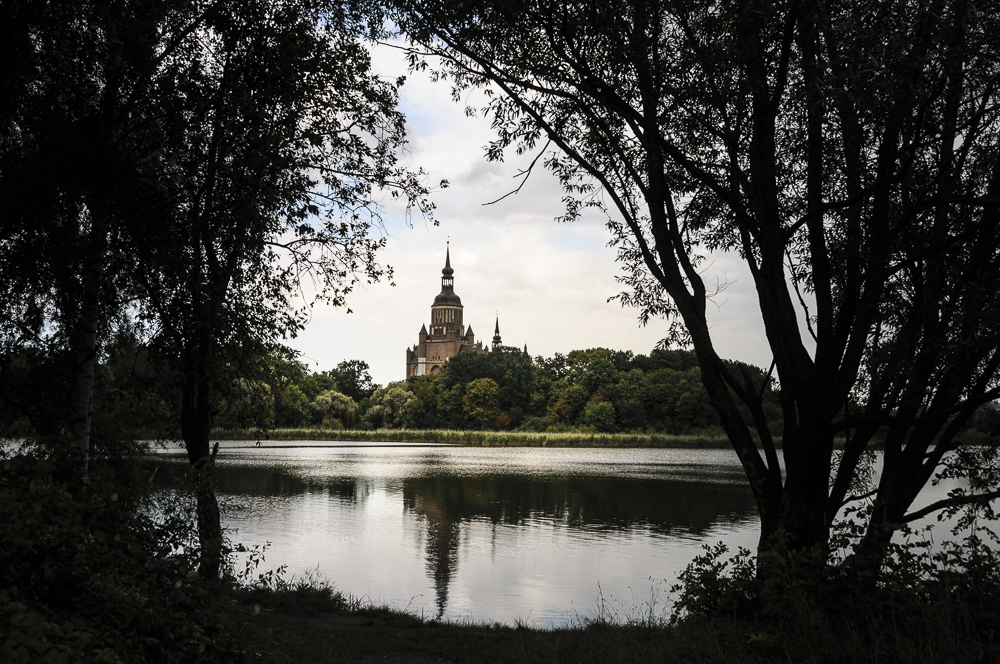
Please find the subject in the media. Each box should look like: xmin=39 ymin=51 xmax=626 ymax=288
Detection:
xmin=209 ymin=427 xmax=736 ymax=448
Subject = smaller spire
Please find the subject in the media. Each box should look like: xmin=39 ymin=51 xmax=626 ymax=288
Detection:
xmin=420 ymin=323 xmax=427 ymax=335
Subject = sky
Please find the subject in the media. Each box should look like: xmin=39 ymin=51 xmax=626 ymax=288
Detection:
xmin=287 ymin=42 xmax=776 ymax=388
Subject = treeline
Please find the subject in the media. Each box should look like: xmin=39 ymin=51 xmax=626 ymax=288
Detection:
xmin=217 ymin=345 xmax=784 ymax=434
xmin=6 ymin=340 xmax=996 ymax=440
xmin=0 ymin=334 xmax=370 ymax=439
xmin=219 ymin=342 xmax=1000 ymax=438
xmin=365 ymin=347 xmax=781 ymax=434
xmin=2 ymin=342 xmax=774 ymax=437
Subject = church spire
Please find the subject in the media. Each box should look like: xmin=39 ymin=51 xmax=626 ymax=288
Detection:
xmin=492 ymin=312 xmax=502 ymax=348
xmin=442 ymin=241 xmax=453 ymax=277
xmin=437 ymin=241 xmax=456 ymax=296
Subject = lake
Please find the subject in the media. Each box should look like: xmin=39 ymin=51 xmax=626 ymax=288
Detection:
xmin=151 ymin=441 xmax=978 ymax=627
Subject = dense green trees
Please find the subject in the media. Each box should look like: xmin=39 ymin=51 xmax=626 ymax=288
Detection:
xmin=328 ymin=347 xmax=780 ymax=434
xmin=394 ymin=0 xmax=1000 ymax=565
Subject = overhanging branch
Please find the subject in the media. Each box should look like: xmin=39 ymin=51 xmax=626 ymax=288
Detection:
xmin=903 ymin=489 xmax=1000 ymax=524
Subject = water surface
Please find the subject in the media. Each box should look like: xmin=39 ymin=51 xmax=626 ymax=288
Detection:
xmin=151 ymin=441 xmax=980 ymax=626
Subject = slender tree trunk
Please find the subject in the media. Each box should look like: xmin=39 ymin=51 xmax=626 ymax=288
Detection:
xmin=68 ymin=208 xmax=108 ymax=481
xmin=182 ymin=363 xmax=223 ymax=580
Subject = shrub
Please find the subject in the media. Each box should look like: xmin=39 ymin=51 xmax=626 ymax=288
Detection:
xmin=670 ymin=531 xmax=1000 ymax=661
xmin=0 ymin=445 xmax=246 ymax=663
xmin=517 ymin=416 xmax=553 ymax=432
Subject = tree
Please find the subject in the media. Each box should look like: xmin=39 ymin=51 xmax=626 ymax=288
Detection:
xmin=310 ymin=389 xmax=360 ymax=428
xmin=462 ymin=378 xmax=502 ymax=429
xmin=327 ymin=360 xmax=378 ymax=402
xmin=2 ymin=0 xmax=436 ymax=577
xmin=580 ymin=401 xmax=617 ymax=432
xmin=136 ymin=0 xmax=435 ymax=578
xmin=365 ymin=382 xmax=422 ymax=428
xmin=489 ymin=348 xmax=535 ymax=423
xmin=547 ymin=383 xmax=589 ymax=424
xmin=567 ymin=350 xmax=618 ymax=393
xmin=443 ymin=346 xmax=534 ymax=424
xmin=1 ymin=0 xmax=183 ymax=478
xmin=397 ymin=0 xmax=1000 ymax=566
xmin=436 ymin=383 xmax=464 ymax=427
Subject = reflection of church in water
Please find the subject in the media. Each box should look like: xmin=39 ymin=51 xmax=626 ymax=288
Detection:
xmin=405 ymin=244 xmax=513 ymax=378
xmin=404 ymin=485 xmax=462 ymax=620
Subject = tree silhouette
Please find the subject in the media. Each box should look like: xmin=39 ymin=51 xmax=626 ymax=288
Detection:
xmin=396 ymin=0 xmax=1000 ymax=564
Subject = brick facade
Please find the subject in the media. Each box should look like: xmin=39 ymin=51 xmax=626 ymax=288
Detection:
xmin=405 ymin=246 xmax=487 ymax=378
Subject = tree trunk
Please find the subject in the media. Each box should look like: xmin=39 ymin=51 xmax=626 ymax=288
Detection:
xmin=769 ymin=419 xmax=834 ymax=554
xmin=182 ymin=368 xmax=223 ymax=580
xmin=68 ymin=208 xmax=107 ymax=481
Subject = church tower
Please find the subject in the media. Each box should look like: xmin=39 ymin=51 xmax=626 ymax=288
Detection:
xmin=405 ymin=244 xmax=487 ymax=377
xmin=429 ymin=245 xmax=463 ymax=337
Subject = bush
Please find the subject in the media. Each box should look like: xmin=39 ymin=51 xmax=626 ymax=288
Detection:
xmin=516 ymin=416 xmax=553 ymax=432
xmin=320 ymin=417 xmax=344 ymax=431
xmin=670 ymin=533 xmax=1000 ymax=661
xmin=0 ymin=445 xmax=246 ymax=663
xmin=669 ymin=543 xmax=757 ymax=624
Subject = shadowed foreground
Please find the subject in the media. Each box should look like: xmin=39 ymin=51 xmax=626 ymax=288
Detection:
xmin=221 ymin=577 xmax=999 ymax=664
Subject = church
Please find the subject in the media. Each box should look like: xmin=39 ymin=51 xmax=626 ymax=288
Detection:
xmin=404 ymin=245 xmax=508 ymax=378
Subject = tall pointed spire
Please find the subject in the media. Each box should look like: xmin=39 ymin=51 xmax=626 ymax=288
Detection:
xmin=442 ymin=241 xmax=453 ymax=276
xmin=492 ymin=311 xmax=502 ymax=348
xmin=435 ymin=241 xmax=458 ymax=304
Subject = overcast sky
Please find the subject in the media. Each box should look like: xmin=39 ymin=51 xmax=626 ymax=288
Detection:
xmin=287 ymin=42 xmax=776 ymax=388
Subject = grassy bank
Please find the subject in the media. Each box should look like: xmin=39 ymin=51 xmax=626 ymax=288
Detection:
xmin=219 ymin=574 xmax=999 ymax=664
xmin=210 ymin=427 xmax=738 ymax=448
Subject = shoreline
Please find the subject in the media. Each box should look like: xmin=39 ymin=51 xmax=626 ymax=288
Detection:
xmin=207 ymin=427 xmax=742 ymax=448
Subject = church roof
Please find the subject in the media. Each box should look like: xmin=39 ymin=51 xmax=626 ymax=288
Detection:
xmin=433 ymin=291 xmax=463 ymax=306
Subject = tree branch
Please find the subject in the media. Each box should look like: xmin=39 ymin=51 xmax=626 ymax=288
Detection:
xmin=903 ymin=489 xmax=1000 ymax=524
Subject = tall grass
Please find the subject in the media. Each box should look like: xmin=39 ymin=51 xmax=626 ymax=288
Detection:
xmin=209 ymin=427 xmax=737 ymax=448
xmin=225 ymin=559 xmax=1000 ymax=664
